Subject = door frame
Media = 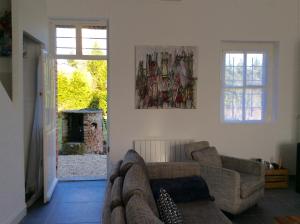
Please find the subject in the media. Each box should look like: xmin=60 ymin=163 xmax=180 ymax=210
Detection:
xmin=49 ymin=19 xmax=110 ymax=180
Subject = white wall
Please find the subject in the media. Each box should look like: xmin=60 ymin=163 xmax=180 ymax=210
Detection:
xmin=0 ymin=0 xmax=47 ymax=223
xmin=47 ymin=0 xmax=300 ymax=173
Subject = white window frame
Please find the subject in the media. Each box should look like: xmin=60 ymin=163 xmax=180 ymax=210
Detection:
xmin=220 ymin=42 xmax=276 ymax=124
xmin=49 ymin=19 xmax=108 ymax=61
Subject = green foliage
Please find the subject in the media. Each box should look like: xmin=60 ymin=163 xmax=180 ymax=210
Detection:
xmin=57 ymin=70 xmax=92 ymax=111
xmin=67 ymin=59 xmax=78 ymax=68
xmin=57 ymin=41 xmax=107 ymax=115
xmin=88 ymin=94 xmax=100 ymax=109
xmin=60 ymin=143 xmax=85 ymax=155
xmin=57 ymin=73 xmax=69 ymax=111
xmin=57 ymin=59 xmax=107 ymax=115
xmin=87 ymin=59 xmax=107 ymax=115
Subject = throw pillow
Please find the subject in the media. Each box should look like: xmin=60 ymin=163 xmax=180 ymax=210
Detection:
xmin=151 ymin=176 xmax=214 ymax=203
xmin=185 ymin=141 xmax=210 ymax=159
xmin=157 ymin=188 xmax=183 ymax=224
xmin=191 ymin=146 xmax=222 ymax=168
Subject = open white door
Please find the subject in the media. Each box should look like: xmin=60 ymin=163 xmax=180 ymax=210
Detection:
xmin=42 ymin=50 xmax=58 ymax=203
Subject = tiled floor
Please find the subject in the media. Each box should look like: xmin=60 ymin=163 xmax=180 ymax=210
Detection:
xmin=231 ymin=178 xmax=300 ymax=224
xmin=21 ymin=181 xmax=106 ymax=224
xmin=21 ymin=178 xmax=300 ymax=224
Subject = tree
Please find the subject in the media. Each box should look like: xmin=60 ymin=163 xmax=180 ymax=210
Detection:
xmin=67 ymin=59 xmax=78 ymax=69
xmin=69 ymin=71 xmax=92 ymax=109
xmin=87 ymin=58 xmax=107 ymax=115
xmin=57 ymin=71 xmax=70 ymax=111
xmin=57 ymin=70 xmax=92 ymax=111
xmin=57 ymin=43 xmax=108 ymax=114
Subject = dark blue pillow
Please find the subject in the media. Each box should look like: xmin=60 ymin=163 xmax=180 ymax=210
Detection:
xmin=150 ymin=176 xmax=214 ymax=203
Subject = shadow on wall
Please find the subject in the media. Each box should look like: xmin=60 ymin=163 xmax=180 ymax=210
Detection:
xmin=278 ymin=143 xmax=297 ymax=175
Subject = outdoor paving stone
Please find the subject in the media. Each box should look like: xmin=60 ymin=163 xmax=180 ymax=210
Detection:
xmin=57 ymin=154 xmax=107 ymax=179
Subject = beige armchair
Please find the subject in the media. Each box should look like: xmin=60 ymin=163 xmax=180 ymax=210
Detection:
xmin=185 ymin=141 xmax=265 ymax=215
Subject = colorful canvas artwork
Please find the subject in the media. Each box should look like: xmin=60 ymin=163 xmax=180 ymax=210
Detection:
xmin=135 ymin=46 xmax=197 ymax=109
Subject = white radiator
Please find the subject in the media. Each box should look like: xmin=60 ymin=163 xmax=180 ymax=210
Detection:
xmin=133 ymin=139 xmax=193 ymax=162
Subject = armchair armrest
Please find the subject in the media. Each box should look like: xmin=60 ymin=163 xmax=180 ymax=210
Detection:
xmin=199 ymin=165 xmax=241 ymax=207
xmin=221 ymin=155 xmax=265 ymax=177
xmin=146 ymin=162 xmax=200 ymax=180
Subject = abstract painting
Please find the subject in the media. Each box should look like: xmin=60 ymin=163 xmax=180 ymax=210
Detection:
xmin=135 ymin=46 xmax=197 ymax=109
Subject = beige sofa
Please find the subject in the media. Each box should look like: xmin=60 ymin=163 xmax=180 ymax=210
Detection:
xmin=102 ymin=150 xmax=232 ymax=224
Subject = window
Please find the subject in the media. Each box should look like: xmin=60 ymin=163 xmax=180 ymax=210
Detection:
xmin=221 ymin=42 xmax=276 ymax=123
xmin=52 ymin=21 xmax=107 ymax=60
xmin=81 ymin=26 xmax=107 ymax=56
xmin=56 ymin=26 xmax=76 ymax=55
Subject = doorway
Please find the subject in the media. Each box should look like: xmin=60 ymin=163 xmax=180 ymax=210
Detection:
xmin=52 ymin=22 xmax=108 ymax=180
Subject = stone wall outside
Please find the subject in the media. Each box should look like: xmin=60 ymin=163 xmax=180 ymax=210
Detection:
xmin=83 ymin=112 xmax=103 ymax=154
xmin=61 ymin=111 xmax=104 ymax=154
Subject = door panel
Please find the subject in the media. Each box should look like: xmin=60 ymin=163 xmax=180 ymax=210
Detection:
xmin=42 ymin=50 xmax=58 ymax=203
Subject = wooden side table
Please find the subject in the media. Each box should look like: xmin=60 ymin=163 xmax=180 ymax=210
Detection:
xmin=275 ymin=216 xmax=300 ymax=224
xmin=265 ymin=168 xmax=288 ymax=189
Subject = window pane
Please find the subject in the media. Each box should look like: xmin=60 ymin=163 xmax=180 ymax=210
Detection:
xmin=56 ymin=26 xmax=76 ymax=55
xmin=224 ymin=53 xmax=244 ymax=87
xmin=246 ymin=66 xmax=263 ymax=86
xmin=56 ymin=48 xmax=76 ymax=55
xmin=82 ymin=38 xmax=107 ymax=49
xmin=81 ymin=26 xmax=107 ymax=56
xmin=82 ymin=27 xmax=107 ymax=38
xmin=245 ymin=88 xmax=263 ymax=121
xmin=247 ymin=53 xmax=263 ymax=66
xmin=224 ymin=88 xmax=243 ymax=121
xmin=56 ymin=37 xmax=76 ymax=48
xmin=225 ymin=66 xmax=243 ymax=87
xmin=246 ymin=53 xmax=264 ymax=86
xmin=82 ymin=49 xmax=107 ymax=56
xmin=225 ymin=53 xmax=243 ymax=66
xmin=56 ymin=27 xmax=76 ymax=38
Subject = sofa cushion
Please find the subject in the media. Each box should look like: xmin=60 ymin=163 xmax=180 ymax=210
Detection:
xmin=111 ymin=176 xmax=123 ymax=210
xmin=185 ymin=141 xmax=210 ymax=160
xmin=111 ymin=206 xmax=126 ymax=224
xmin=151 ymin=176 xmax=213 ymax=203
xmin=157 ymin=188 xmax=183 ymax=224
xmin=123 ymin=163 xmax=159 ymax=216
xmin=126 ymin=194 xmax=163 ymax=224
xmin=147 ymin=162 xmax=201 ymax=180
xmin=192 ymin=146 xmax=222 ymax=168
xmin=240 ymin=173 xmax=264 ymax=199
xmin=120 ymin=150 xmax=147 ymax=176
xmin=110 ymin=160 xmax=123 ymax=183
xmin=102 ymin=182 xmax=112 ymax=224
xmin=177 ymin=200 xmax=232 ymax=224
